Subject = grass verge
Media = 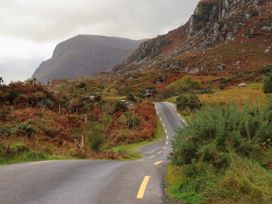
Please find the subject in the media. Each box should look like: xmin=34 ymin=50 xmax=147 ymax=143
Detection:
xmin=0 ymin=151 xmax=73 ymax=166
xmin=110 ymin=116 xmax=165 ymax=160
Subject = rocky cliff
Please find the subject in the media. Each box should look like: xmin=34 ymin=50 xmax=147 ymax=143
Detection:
xmin=33 ymin=35 xmax=143 ymax=83
xmin=115 ymin=0 xmax=272 ymax=74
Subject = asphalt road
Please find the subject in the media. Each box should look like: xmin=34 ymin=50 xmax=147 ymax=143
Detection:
xmin=0 ymin=102 xmax=184 ymax=204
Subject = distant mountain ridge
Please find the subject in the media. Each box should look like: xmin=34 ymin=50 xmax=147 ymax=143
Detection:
xmin=33 ymin=35 xmax=143 ymax=83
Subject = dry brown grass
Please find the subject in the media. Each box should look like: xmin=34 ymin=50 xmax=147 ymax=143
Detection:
xmin=197 ymin=83 xmax=267 ymax=106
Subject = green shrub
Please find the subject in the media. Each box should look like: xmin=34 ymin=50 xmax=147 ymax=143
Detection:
xmin=76 ymin=82 xmax=87 ymax=89
xmin=88 ymin=124 xmax=105 ymax=152
xmin=114 ymin=101 xmax=128 ymax=113
xmin=168 ymin=77 xmax=200 ymax=94
xmin=263 ymin=75 xmax=272 ymax=93
xmin=170 ymin=105 xmax=272 ymax=203
xmin=176 ymin=94 xmax=202 ymax=112
xmin=16 ymin=122 xmax=36 ymax=137
xmin=260 ymin=65 xmax=272 ymax=74
xmin=125 ymin=112 xmax=141 ymax=129
xmin=171 ymin=105 xmax=272 ymax=168
xmin=9 ymin=143 xmax=30 ymax=155
xmin=127 ymin=93 xmax=136 ymax=102
xmin=0 ymin=125 xmax=10 ymax=136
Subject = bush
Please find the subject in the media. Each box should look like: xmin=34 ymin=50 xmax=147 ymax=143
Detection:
xmin=88 ymin=124 xmax=105 ymax=152
xmin=176 ymin=94 xmax=202 ymax=112
xmin=263 ymin=75 xmax=272 ymax=94
xmin=127 ymin=93 xmax=136 ymax=102
xmin=170 ymin=104 xmax=272 ymax=203
xmin=171 ymin=105 xmax=272 ymax=168
xmin=114 ymin=101 xmax=128 ymax=113
xmin=16 ymin=122 xmax=36 ymax=137
xmin=0 ymin=125 xmax=10 ymax=136
xmin=9 ymin=143 xmax=30 ymax=155
xmin=167 ymin=77 xmax=200 ymax=94
xmin=76 ymin=82 xmax=87 ymax=89
xmin=125 ymin=112 xmax=141 ymax=129
xmin=260 ymin=65 xmax=272 ymax=74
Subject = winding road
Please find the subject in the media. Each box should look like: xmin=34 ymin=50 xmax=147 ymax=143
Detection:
xmin=0 ymin=102 xmax=184 ymax=204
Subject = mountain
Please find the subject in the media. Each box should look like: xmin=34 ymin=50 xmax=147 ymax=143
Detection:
xmin=114 ymin=0 xmax=272 ymax=74
xmin=33 ymin=35 xmax=143 ymax=83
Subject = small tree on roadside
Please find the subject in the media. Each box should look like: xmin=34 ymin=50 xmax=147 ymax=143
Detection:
xmin=263 ymin=75 xmax=272 ymax=94
xmin=88 ymin=124 xmax=105 ymax=152
xmin=176 ymin=94 xmax=202 ymax=112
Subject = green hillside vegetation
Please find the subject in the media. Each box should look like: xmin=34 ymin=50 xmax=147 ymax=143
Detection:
xmin=0 ymin=81 xmax=158 ymax=164
xmin=168 ymin=103 xmax=272 ymax=204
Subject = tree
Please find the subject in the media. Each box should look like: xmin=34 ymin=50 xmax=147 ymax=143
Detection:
xmin=263 ymin=75 xmax=272 ymax=94
xmin=176 ymin=94 xmax=202 ymax=112
xmin=0 ymin=77 xmax=4 ymax=85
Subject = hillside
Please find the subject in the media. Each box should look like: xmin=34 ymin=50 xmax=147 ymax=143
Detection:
xmin=33 ymin=35 xmax=143 ymax=83
xmin=115 ymin=0 xmax=272 ymax=74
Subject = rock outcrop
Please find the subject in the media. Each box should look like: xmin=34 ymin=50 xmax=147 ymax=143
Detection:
xmin=114 ymin=0 xmax=272 ymax=74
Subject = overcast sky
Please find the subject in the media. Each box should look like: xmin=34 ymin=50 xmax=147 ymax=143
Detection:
xmin=0 ymin=0 xmax=198 ymax=83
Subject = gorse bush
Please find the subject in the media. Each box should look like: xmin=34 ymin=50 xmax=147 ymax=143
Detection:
xmin=88 ymin=124 xmax=105 ymax=152
xmin=125 ymin=112 xmax=141 ymax=129
xmin=168 ymin=76 xmax=200 ymax=94
xmin=114 ymin=101 xmax=128 ymax=113
xmin=176 ymin=94 xmax=202 ymax=112
xmin=172 ymin=105 xmax=272 ymax=168
xmin=170 ymin=104 xmax=272 ymax=203
xmin=263 ymin=75 xmax=272 ymax=94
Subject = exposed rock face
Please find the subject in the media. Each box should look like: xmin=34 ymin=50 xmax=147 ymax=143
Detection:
xmin=186 ymin=0 xmax=262 ymax=49
xmin=115 ymin=0 xmax=272 ymax=74
xmin=33 ymin=35 xmax=143 ymax=83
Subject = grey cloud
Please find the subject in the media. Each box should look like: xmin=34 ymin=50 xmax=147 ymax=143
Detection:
xmin=0 ymin=0 xmax=198 ymax=42
xmin=0 ymin=57 xmax=43 ymax=83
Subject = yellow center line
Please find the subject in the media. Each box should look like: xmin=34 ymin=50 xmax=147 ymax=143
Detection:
xmin=136 ymin=176 xmax=150 ymax=199
xmin=154 ymin=161 xmax=163 ymax=165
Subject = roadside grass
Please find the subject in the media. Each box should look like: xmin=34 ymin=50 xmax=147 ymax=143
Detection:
xmin=167 ymin=157 xmax=272 ymax=204
xmin=166 ymin=96 xmax=176 ymax=103
xmin=109 ymin=116 xmax=165 ymax=160
xmin=0 ymin=141 xmax=75 ymax=166
xmin=0 ymin=151 xmax=73 ymax=166
xmin=166 ymin=165 xmax=204 ymax=204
